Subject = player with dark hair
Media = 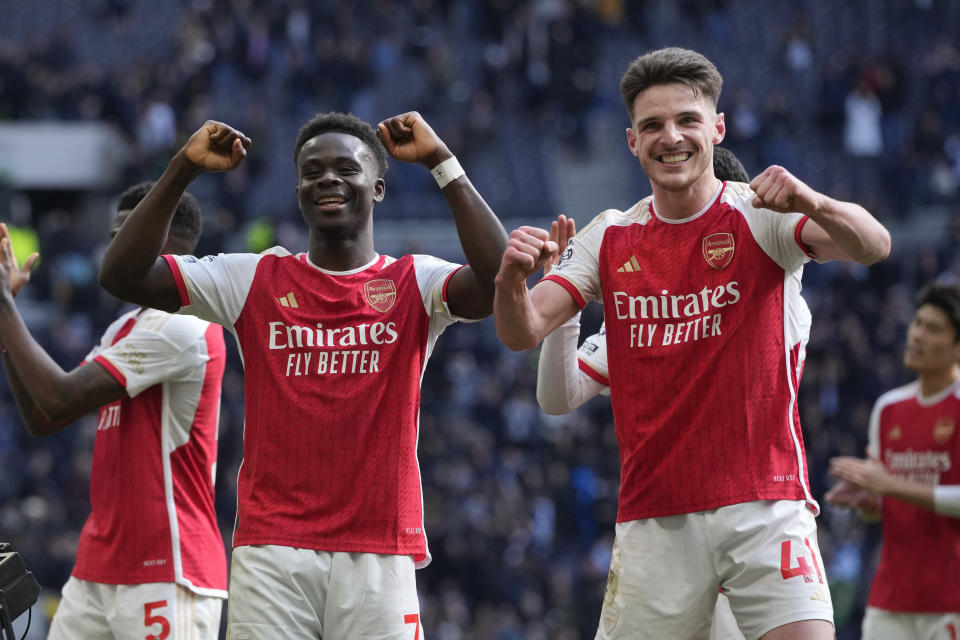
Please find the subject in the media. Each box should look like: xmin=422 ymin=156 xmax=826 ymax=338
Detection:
xmin=0 ymin=183 xmax=226 ymax=639
xmin=98 ymin=111 xmax=507 ymax=638
xmin=494 ymin=46 xmax=890 ymax=639
xmin=828 ymin=281 xmax=960 ymax=640
xmin=536 ymin=147 xmax=752 ymax=639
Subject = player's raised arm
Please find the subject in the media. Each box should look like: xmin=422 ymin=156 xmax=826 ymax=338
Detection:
xmin=377 ymin=111 xmax=507 ymax=319
xmin=0 ymin=227 xmax=124 ymax=435
xmin=749 ymin=165 xmax=891 ymax=265
xmin=535 ymin=215 xmax=607 ymax=413
xmin=493 ymin=225 xmax=578 ymax=351
xmin=99 ymin=121 xmax=251 ymax=312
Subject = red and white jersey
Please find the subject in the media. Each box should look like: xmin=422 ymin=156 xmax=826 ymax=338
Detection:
xmin=866 ymin=380 xmax=960 ymax=613
xmin=75 ymin=308 xmax=227 ymax=597
xmin=545 ymin=181 xmax=816 ymax=520
xmin=164 ymin=248 xmax=464 ymax=567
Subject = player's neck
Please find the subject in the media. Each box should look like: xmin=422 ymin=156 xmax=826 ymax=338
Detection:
xmin=651 ymin=177 xmax=721 ymax=221
xmin=307 ymin=233 xmax=376 ymax=271
xmin=917 ymin=366 xmax=960 ymax=399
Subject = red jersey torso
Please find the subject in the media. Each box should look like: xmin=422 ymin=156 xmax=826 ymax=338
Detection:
xmin=546 ymin=182 xmax=816 ymax=519
xmin=166 ymin=249 xmax=462 ymax=566
xmin=868 ymin=381 xmax=960 ymax=612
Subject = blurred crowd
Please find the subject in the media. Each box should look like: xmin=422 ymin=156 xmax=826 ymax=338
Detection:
xmin=1 ymin=0 xmax=959 ymax=638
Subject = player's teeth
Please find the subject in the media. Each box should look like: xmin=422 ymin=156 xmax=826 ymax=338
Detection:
xmin=662 ymin=154 xmax=688 ymax=163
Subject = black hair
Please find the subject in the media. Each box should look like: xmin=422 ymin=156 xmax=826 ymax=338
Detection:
xmin=713 ymin=147 xmax=749 ymax=183
xmin=117 ymin=182 xmax=203 ymax=249
xmin=916 ymin=281 xmax=960 ymax=343
xmin=293 ymin=112 xmax=389 ymax=177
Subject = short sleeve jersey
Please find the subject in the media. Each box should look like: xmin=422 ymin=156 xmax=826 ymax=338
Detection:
xmin=75 ymin=308 xmax=227 ymax=597
xmin=545 ymin=181 xmax=816 ymax=520
xmin=164 ymin=248 xmax=463 ymax=567
xmin=865 ymin=381 xmax=960 ymax=613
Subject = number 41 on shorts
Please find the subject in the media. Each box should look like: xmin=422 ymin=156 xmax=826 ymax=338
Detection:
xmin=779 ymin=538 xmax=823 ymax=584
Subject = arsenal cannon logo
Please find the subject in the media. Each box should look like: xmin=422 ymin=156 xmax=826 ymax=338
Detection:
xmin=702 ymin=233 xmax=735 ymax=270
xmin=363 ymin=279 xmax=397 ymax=313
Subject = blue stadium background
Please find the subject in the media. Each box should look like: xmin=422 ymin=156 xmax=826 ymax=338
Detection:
xmin=1 ymin=0 xmax=959 ymax=638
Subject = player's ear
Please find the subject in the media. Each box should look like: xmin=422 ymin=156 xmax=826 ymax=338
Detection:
xmin=713 ymin=112 xmax=726 ymax=145
xmin=373 ymin=178 xmax=385 ymax=203
xmin=626 ymin=127 xmax=640 ymax=158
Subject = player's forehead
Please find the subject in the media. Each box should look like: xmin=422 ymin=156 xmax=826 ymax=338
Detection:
xmin=630 ymin=82 xmax=715 ymax=124
xmin=297 ymin=132 xmax=375 ymax=170
xmin=914 ymin=303 xmax=952 ymax=331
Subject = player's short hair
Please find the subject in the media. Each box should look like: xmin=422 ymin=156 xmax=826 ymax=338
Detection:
xmin=294 ymin=112 xmax=389 ymax=177
xmin=713 ymin=147 xmax=749 ymax=183
xmin=117 ymin=182 xmax=203 ymax=250
xmin=916 ymin=281 xmax=960 ymax=343
xmin=620 ymin=47 xmax=723 ymax=119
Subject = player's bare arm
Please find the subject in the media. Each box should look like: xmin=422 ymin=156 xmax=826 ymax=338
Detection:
xmin=100 ymin=121 xmax=251 ymax=311
xmin=0 ymin=235 xmax=125 ymax=435
xmin=493 ymin=225 xmax=577 ymax=350
xmin=750 ymin=165 xmax=891 ymax=265
xmin=378 ymin=111 xmax=508 ymax=319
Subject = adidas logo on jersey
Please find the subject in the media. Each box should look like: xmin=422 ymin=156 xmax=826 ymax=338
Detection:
xmin=617 ymin=255 xmax=641 ymax=273
xmin=277 ymin=292 xmax=299 ymax=308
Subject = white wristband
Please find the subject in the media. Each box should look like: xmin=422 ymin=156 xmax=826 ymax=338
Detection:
xmin=934 ymin=485 xmax=960 ymax=517
xmin=431 ymin=156 xmax=465 ymax=189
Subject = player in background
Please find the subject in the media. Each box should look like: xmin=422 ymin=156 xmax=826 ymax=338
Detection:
xmin=494 ymin=47 xmax=891 ymax=639
xmin=0 ymin=183 xmax=226 ymax=640
xmin=827 ymin=282 xmax=960 ymax=640
xmin=536 ymin=146 xmax=751 ymax=640
xmin=98 ymin=111 xmax=507 ymax=639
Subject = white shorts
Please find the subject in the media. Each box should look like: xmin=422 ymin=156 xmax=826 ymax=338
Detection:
xmin=710 ymin=593 xmax=746 ymax=640
xmin=862 ymin=606 xmax=960 ymax=640
xmin=596 ymin=500 xmax=833 ymax=640
xmin=227 ymin=545 xmax=422 ymax=640
xmin=48 ymin=576 xmax=223 ymax=640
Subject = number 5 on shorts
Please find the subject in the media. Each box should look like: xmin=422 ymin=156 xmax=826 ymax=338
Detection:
xmin=404 ymin=613 xmax=420 ymax=640
xmin=779 ymin=538 xmax=823 ymax=584
xmin=144 ymin=600 xmax=170 ymax=640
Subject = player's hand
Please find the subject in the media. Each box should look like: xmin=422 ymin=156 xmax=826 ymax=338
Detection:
xmin=497 ymin=226 xmax=559 ymax=285
xmin=750 ymin=165 xmax=824 ymax=217
xmin=828 ymin=456 xmax=896 ymax=495
xmin=377 ymin=112 xmax=452 ymax=168
xmin=544 ymin=214 xmax=576 ymax=274
xmin=0 ymin=223 xmax=39 ymax=299
xmin=181 ymin=121 xmax=251 ymax=173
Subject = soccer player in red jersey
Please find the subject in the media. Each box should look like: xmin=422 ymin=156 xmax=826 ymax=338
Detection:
xmin=0 ymin=184 xmax=226 ymax=640
xmin=828 ymin=282 xmax=960 ymax=640
xmin=537 ymin=147 xmax=752 ymax=640
xmin=494 ymin=47 xmax=891 ymax=639
xmin=98 ymin=111 xmax=507 ymax=638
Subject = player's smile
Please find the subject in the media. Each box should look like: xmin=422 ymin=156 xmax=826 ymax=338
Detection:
xmin=657 ymin=151 xmax=693 ymax=167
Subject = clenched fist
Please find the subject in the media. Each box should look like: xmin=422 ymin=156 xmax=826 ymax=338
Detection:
xmin=377 ymin=112 xmax=452 ymax=169
xmin=181 ymin=120 xmax=252 ymax=173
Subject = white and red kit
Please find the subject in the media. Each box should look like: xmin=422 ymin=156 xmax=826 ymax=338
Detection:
xmin=546 ymin=181 xmax=817 ymax=520
xmin=75 ymin=308 xmax=227 ymax=596
xmin=866 ymin=380 xmax=960 ymax=613
xmin=164 ymin=248 xmax=464 ymax=566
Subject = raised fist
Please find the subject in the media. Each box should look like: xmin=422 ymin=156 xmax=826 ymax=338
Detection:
xmin=181 ymin=120 xmax=252 ymax=173
xmin=377 ymin=112 xmax=452 ymax=168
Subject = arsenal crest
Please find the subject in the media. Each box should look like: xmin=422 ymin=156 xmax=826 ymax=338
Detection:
xmin=934 ymin=417 xmax=955 ymax=444
xmin=363 ymin=279 xmax=397 ymax=313
xmin=702 ymin=233 xmax=735 ymax=270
